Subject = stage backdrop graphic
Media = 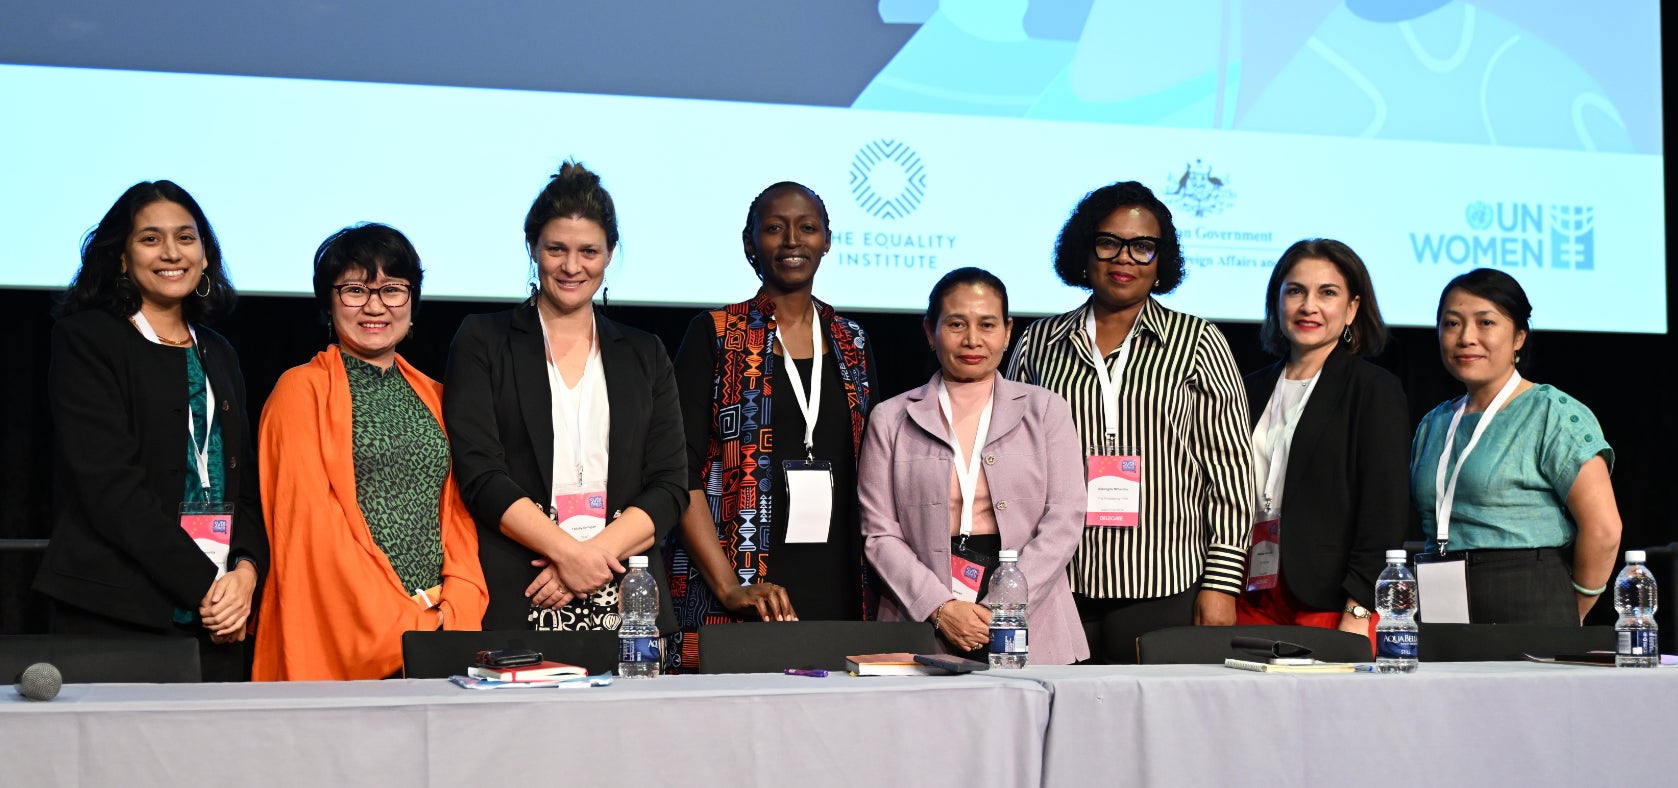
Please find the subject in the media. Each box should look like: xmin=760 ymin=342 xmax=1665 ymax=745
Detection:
xmin=0 ymin=0 xmax=1663 ymax=331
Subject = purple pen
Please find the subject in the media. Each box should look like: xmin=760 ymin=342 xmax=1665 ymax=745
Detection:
xmin=783 ymin=668 xmax=829 ymax=677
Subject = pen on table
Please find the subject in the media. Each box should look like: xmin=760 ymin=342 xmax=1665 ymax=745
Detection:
xmin=784 ymin=669 xmax=829 ymax=677
xmin=1354 ymin=665 xmax=1376 ymax=672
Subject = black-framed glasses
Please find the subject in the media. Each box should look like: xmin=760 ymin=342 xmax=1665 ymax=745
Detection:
xmin=333 ymin=283 xmax=412 ymax=308
xmin=1093 ymin=233 xmax=1160 ymax=263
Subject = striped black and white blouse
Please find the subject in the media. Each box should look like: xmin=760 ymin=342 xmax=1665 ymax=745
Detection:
xmin=1007 ymin=298 xmax=1254 ymax=598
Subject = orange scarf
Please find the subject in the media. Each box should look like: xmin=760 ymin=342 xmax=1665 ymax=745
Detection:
xmin=251 ymin=346 xmax=487 ymax=680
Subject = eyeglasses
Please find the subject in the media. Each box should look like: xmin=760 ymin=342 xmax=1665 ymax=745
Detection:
xmin=1093 ymin=233 xmax=1160 ymax=263
xmin=333 ymin=283 xmax=412 ymax=308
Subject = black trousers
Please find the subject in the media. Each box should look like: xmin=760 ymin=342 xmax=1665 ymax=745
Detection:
xmin=1463 ymin=547 xmax=1577 ymax=625
xmin=1074 ymin=586 xmax=1199 ymax=664
xmin=47 ymin=598 xmax=250 ymax=682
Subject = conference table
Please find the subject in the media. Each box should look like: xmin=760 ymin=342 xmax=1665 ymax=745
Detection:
xmin=4 ymin=663 xmax=1675 ymax=787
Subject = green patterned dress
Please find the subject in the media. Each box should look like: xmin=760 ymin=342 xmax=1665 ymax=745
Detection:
xmin=345 ymin=355 xmax=450 ymax=593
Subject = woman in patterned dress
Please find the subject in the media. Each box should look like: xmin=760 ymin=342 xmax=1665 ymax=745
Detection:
xmin=253 ymin=223 xmax=487 ymax=680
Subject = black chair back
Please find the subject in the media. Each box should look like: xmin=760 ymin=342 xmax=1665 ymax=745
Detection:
xmin=400 ymin=630 xmax=620 ymax=678
xmin=1136 ymin=625 xmax=1372 ymax=664
xmin=0 ymin=634 xmax=201 ymax=683
xmin=697 ymin=621 xmax=938 ymax=674
xmin=1417 ymin=623 xmax=1614 ymax=661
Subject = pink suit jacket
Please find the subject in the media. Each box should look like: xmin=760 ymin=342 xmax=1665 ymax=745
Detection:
xmin=859 ymin=372 xmax=1090 ymax=664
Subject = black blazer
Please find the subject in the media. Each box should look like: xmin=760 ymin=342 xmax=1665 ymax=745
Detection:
xmin=1243 ymin=345 xmax=1410 ymax=610
xmin=444 ymin=302 xmax=686 ymax=632
xmin=35 ymin=310 xmax=268 ymax=629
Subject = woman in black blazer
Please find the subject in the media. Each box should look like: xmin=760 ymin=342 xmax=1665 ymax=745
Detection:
xmin=444 ymin=162 xmax=686 ymax=639
xmin=1236 ymin=239 xmax=1409 ymax=641
xmin=36 ymin=181 xmax=267 ymax=681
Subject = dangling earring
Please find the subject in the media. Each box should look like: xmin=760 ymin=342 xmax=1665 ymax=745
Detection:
xmin=195 ymin=273 xmax=212 ymax=298
xmin=1341 ymin=326 xmax=1352 ymax=343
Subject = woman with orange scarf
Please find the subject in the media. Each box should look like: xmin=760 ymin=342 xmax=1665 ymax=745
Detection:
xmin=252 ymin=224 xmax=487 ymax=680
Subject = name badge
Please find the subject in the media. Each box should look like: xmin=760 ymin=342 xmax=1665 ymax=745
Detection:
xmin=782 ymin=460 xmax=834 ymax=544
xmin=554 ymin=481 xmax=608 ymax=541
xmin=1245 ymin=510 xmax=1281 ymax=592
xmin=1415 ymin=553 xmax=1471 ymax=623
xmin=950 ymin=555 xmax=985 ymax=603
xmin=1086 ymin=453 xmax=1140 ymax=527
xmin=180 ymin=501 xmax=235 ymax=579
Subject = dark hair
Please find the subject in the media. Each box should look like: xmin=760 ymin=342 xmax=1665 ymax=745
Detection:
xmin=925 ymin=266 xmax=1010 ymax=324
xmin=56 ymin=180 xmax=236 ymax=322
xmin=312 ymin=223 xmax=424 ymax=325
xmin=1437 ymin=267 xmax=1534 ymax=370
xmin=742 ymin=181 xmax=830 ymax=278
xmin=524 ymin=160 xmax=619 ymax=253
xmin=1052 ymin=181 xmax=1185 ymax=295
xmin=1260 ymin=239 xmax=1388 ymax=357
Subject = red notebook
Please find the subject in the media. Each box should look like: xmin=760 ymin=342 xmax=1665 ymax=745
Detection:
xmin=466 ymin=660 xmax=587 ymax=682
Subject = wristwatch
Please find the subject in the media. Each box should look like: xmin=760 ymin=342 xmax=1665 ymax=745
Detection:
xmin=1344 ymin=604 xmax=1372 ymax=619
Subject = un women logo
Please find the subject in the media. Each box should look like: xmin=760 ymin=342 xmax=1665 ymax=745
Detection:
xmin=850 ymin=140 xmax=927 ymax=220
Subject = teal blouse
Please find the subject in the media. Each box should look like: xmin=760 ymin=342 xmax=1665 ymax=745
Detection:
xmin=1411 ymin=384 xmax=1613 ymax=552
xmin=182 ymin=347 xmax=226 ymax=504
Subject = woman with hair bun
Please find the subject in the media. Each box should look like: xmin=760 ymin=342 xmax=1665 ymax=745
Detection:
xmin=1411 ymin=268 xmax=1620 ymax=624
xmin=667 ymin=181 xmax=879 ymax=671
xmin=445 ymin=162 xmax=686 ymax=640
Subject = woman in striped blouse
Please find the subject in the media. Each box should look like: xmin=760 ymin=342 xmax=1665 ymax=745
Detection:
xmin=1007 ymin=181 xmax=1254 ymax=663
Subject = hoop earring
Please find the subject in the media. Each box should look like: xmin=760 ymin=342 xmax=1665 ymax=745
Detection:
xmin=1341 ymin=326 xmax=1352 ymax=343
xmin=195 ymin=274 xmax=212 ymax=298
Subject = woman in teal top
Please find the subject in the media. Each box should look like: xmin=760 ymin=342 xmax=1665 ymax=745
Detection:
xmin=1410 ymin=268 xmax=1621 ymax=625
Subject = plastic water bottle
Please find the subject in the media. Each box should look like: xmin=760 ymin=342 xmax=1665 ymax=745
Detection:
xmin=987 ymin=550 xmax=1029 ymax=669
xmin=617 ymin=555 xmax=660 ymax=678
xmin=1374 ymin=549 xmax=1419 ymax=673
xmin=1614 ymin=550 xmax=1659 ymax=668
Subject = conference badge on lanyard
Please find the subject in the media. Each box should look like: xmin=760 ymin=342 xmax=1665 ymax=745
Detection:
xmin=1083 ymin=310 xmax=1141 ymax=527
xmin=180 ymin=501 xmax=235 ymax=580
xmin=554 ymin=482 xmax=609 ymax=542
xmin=778 ymin=310 xmax=834 ymax=544
xmin=1245 ymin=509 xmax=1281 ymax=592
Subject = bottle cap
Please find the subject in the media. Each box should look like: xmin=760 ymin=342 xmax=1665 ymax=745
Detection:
xmin=1626 ymin=550 xmax=1646 ymax=564
xmin=628 ymin=555 xmax=649 ymax=569
xmin=998 ymin=549 xmax=1019 ymax=562
xmin=1386 ymin=549 xmax=1407 ymax=561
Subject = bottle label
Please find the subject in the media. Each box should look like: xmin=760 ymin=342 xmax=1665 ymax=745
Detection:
xmin=1376 ymin=630 xmax=1418 ymax=659
xmin=1617 ymin=629 xmax=1658 ymax=657
xmin=619 ymin=636 xmax=659 ymax=664
xmin=989 ymin=628 xmax=1028 ymax=654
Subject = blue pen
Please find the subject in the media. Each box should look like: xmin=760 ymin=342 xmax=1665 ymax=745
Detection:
xmin=784 ymin=669 xmax=829 ymax=677
xmin=1354 ymin=664 xmax=1377 ymax=672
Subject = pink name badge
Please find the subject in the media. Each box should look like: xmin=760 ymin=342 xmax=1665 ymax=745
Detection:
xmin=554 ymin=488 xmax=608 ymax=541
xmin=1245 ymin=514 xmax=1281 ymax=592
xmin=950 ymin=554 xmax=985 ymax=603
xmin=1086 ymin=454 xmax=1140 ymax=527
xmin=179 ymin=501 xmax=234 ymax=579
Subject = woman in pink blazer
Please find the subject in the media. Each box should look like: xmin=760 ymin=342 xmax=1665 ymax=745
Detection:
xmin=860 ymin=268 xmax=1089 ymax=664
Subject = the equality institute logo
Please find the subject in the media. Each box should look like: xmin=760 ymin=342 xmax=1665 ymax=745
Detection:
xmin=1163 ymin=158 xmax=1235 ymax=217
xmin=849 ymin=140 xmax=927 ymax=220
xmin=1411 ymin=201 xmax=1594 ymax=270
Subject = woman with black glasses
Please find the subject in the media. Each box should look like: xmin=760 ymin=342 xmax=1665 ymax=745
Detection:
xmin=253 ymin=224 xmax=488 ymax=680
xmin=1007 ymin=181 xmax=1253 ymax=663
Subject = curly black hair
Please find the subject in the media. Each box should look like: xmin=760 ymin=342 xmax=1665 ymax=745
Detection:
xmin=56 ymin=180 xmax=237 ymax=323
xmin=1051 ymin=181 xmax=1184 ymax=295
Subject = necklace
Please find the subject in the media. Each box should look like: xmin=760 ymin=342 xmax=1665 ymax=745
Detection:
xmin=130 ymin=316 xmax=193 ymax=347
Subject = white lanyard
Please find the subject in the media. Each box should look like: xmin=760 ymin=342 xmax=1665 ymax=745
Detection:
xmin=132 ymin=312 xmax=213 ymax=498
xmin=775 ymin=307 xmax=823 ymax=460
xmin=1258 ymin=371 xmax=1321 ymax=511
xmin=1083 ymin=307 xmax=1138 ymax=453
xmin=538 ymin=306 xmax=600 ymax=488
xmin=937 ymin=379 xmax=995 ymax=538
xmin=1433 ymin=371 xmax=1523 ymax=549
